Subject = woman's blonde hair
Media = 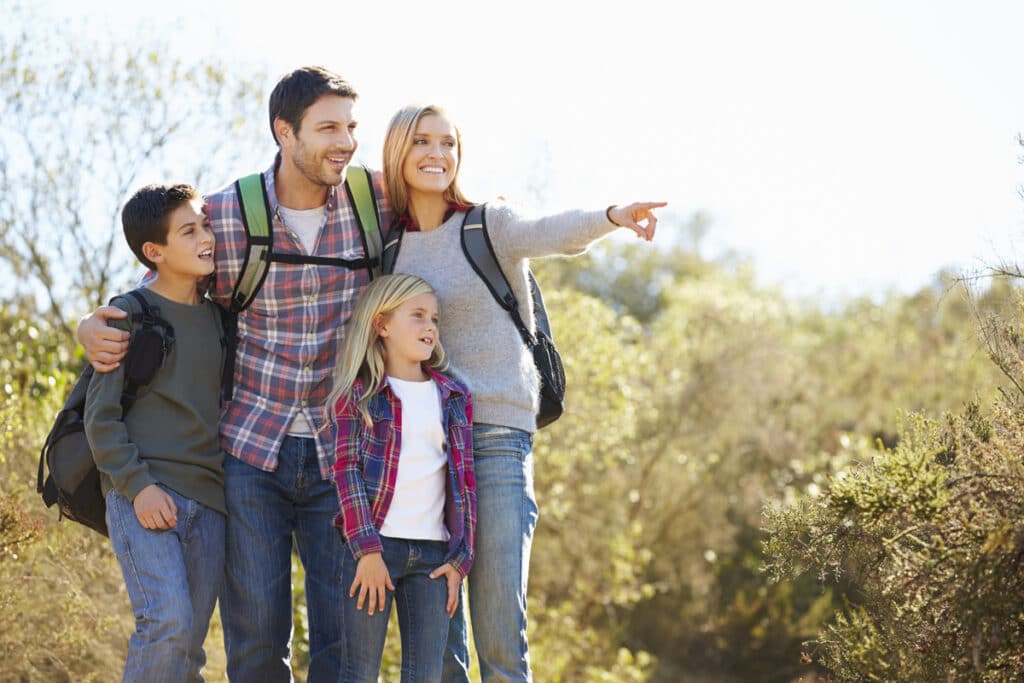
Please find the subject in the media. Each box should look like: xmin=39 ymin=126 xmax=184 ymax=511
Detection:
xmin=382 ymin=104 xmax=473 ymax=217
xmin=328 ymin=273 xmax=447 ymax=426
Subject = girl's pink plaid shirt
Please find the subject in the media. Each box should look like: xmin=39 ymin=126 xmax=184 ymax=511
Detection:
xmin=332 ymin=367 xmax=477 ymax=577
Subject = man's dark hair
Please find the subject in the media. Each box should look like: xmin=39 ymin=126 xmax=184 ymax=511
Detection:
xmin=268 ymin=66 xmax=358 ymax=146
xmin=121 ymin=183 xmax=201 ymax=270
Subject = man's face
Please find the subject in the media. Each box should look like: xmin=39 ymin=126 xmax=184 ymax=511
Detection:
xmin=280 ymin=95 xmax=358 ymax=187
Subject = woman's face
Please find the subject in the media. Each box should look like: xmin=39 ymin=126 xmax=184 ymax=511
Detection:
xmin=402 ymin=113 xmax=459 ymax=200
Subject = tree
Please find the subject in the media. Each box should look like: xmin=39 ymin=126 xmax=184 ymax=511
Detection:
xmin=0 ymin=2 xmax=267 ymax=337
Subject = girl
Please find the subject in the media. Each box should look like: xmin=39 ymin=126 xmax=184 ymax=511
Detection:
xmin=381 ymin=103 xmax=666 ymax=682
xmin=330 ymin=273 xmax=476 ymax=683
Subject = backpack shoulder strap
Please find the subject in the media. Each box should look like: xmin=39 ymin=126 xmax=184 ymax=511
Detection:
xmin=218 ymin=303 xmax=237 ymax=404
xmin=231 ymin=173 xmax=274 ymax=313
xmin=380 ymin=215 xmax=403 ymax=275
xmin=459 ymin=204 xmax=534 ymax=346
xmin=345 ymin=164 xmax=383 ymax=279
xmin=120 ymin=289 xmax=174 ymax=413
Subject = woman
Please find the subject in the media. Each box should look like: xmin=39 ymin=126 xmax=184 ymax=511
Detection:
xmin=381 ymin=103 xmax=665 ymax=683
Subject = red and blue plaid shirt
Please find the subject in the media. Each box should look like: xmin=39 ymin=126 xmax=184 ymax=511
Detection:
xmin=204 ymin=156 xmax=390 ymax=478
xmin=332 ymin=368 xmax=477 ymax=577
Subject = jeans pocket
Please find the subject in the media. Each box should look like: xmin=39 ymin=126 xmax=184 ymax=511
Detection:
xmin=472 ymin=425 xmax=531 ymax=459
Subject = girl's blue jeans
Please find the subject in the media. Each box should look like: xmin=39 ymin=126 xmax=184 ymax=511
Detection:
xmin=106 ymin=486 xmax=225 ymax=683
xmin=443 ymin=424 xmax=538 ymax=683
xmin=340 ymin=537 xmax=453 ymax=683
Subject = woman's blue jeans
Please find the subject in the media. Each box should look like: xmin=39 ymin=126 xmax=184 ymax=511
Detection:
xmin=443 ymin=424 xmax=537 ymax=683
xmin=340 ymin=537 xmax=452 ymax=682
xmin=106 ymin=486 xmax=225 ymax=683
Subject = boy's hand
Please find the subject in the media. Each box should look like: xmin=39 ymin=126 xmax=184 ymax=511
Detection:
xmin=429 ymin=563 xmax=463 ymax=617
xmin=78 ymin=306 xmax=130 ymax=373
xmin=133 ymin=484 xmax=178 ymax=530
xmin=350 ymin=553 xmax=394 ymax=615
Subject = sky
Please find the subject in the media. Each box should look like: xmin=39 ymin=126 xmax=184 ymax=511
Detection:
xmin=40 ymin=0 xmax=1024 ymax=302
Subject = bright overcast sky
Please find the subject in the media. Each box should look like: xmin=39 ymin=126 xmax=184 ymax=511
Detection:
xmin=44 ymin=0 xmax=1024 ymax=301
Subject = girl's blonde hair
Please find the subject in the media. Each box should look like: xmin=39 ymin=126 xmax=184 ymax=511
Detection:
xmin=328 ymin=273 xmax=447 ymax=426
xmin=382 ymin=104 xmax=473 ymax=217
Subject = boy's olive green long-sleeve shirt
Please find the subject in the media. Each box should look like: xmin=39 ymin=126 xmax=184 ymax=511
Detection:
xmin=84 ymin=287 xmax=226 ymax=515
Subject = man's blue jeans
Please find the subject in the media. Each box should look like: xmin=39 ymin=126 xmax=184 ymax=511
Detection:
xmin=106 ymin=486 xmax=225 ymax=683
xmin=221 ymin=436 xmax=347 ymax=683
xmin=340 ymin=537 xmax=453 ymax=682
xmin=443 ymin=424 xmax=538 ymax=683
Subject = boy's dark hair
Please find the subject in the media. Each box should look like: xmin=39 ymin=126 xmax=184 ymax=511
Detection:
xmin=121 ymin=183 xmax=201 ymax=270
xmin=268 ymin=66 xmax=358 ymax=146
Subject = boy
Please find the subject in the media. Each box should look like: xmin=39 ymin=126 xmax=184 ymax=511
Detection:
xmin=85 ymin=183 xmax=224 ymax=682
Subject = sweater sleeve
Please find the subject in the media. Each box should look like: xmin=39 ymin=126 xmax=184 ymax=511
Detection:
xmin=83 ymin=298 xmax=158 ymax=501
xmin=484 ymin=201 xmax=619 ymax=262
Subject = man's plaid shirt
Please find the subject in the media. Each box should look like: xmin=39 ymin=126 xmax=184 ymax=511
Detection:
xmin=333 ymin=369 xmax=477 ymax=578
xmin=205 ymin=157 xmax=389 ymax=478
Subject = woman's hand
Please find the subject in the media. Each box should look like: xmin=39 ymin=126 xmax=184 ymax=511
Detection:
xmin=608 ymin=201 xmax=668 ymax=241
xmin=429 ymin=562 xmax=464 ymax=617
xmin=77 ymin=306 xmax=130 ymax=372
xmin=350 ymin=553 xmax=395 ymax=615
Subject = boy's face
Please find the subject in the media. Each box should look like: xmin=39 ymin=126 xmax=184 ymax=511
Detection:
xmin=146 ymin=198 xmax=215 ymax=279
xmin=278 ymin=94 xmax=358 ymax=187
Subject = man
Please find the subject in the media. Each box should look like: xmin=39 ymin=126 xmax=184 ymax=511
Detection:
xmin=78 ymin=66 xmax=388 ymax=682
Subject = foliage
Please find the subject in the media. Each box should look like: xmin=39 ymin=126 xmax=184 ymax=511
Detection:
xmin=532 ymin=246 xmax=1004 ymax=681
xmin=0 ymin=1 xmax=267 ymax=337
xmin=765 ymin=295 xmax=1024 ymax=680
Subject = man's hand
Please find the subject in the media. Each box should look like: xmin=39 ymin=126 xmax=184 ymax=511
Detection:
xmin=608 ymin=201 xmax=669 ymax=242
xmin=350 ymin=552 xmax=394 ymax=615
xmin=429 ymin=562 xmax=464 ymax=617
xmin=133 ymin=484 xmax=178 ymax=530
xmin=77 ymin=306 xmax=130 ymax=372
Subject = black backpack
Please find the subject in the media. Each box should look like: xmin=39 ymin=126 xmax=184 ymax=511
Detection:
xmin=381 ymin=204 xmax=566 ymax=428
xmin=37 ymin=290 xmax=175 ymax=536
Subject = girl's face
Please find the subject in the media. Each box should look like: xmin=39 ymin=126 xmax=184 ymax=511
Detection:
xmin=376 ymin=292 xmax=440 ymax=376
xmin=402 ymin=114 xmax=459 ymax=200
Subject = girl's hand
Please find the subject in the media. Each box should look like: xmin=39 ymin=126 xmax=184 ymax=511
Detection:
xmin=608 ymin=201 xmax=669 ymax=242
xmin=429 ymin=563 xmax=464 ymax=617
xmin=350 ymin=553 xmax=394 ymax=615
xmin=133 ymin=484 xmax=177 ymax=529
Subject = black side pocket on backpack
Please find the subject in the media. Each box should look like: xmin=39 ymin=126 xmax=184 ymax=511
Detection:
xmin=123 ymin=326 xmax=168 ymax=386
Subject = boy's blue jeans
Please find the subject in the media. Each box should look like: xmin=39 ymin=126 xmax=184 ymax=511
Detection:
xmin=340 ymin=537 xmax=453 ymax=682
xmin=443 ymin=424 xmax=538 ymax=683
xmin=106 ymin=486 xmax=225 ymax=683
xmin=220 ymin=436 xmax=348 ymax=683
